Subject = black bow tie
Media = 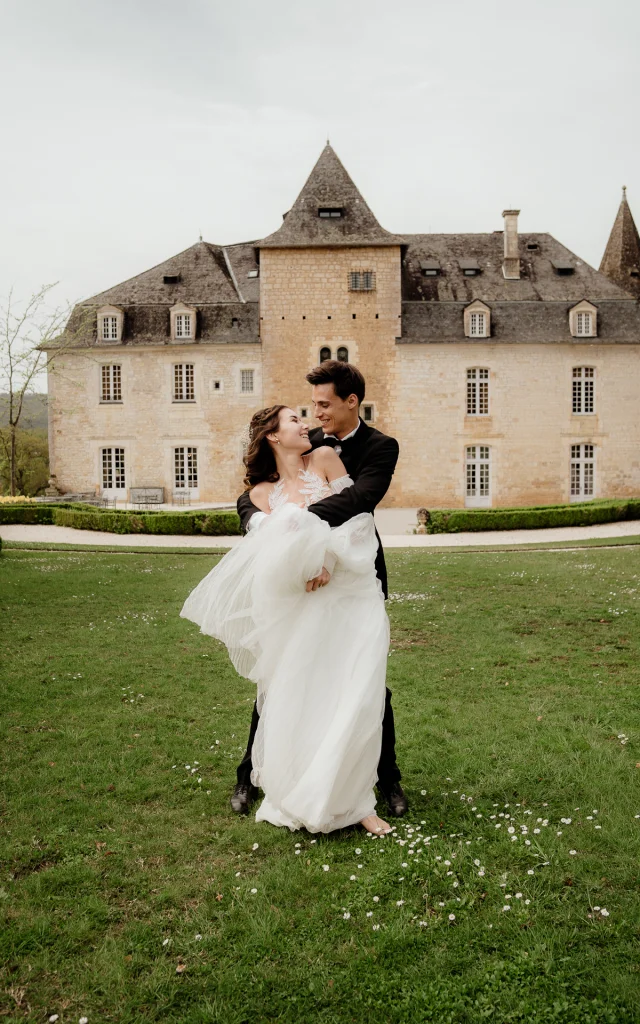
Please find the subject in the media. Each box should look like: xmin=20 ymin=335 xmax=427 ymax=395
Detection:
xmin=322 ymin=436 xmax=342 ymax=449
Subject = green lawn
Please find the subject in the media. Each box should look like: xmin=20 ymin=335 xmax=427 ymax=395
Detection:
xmin=1 ymin=546 xmax=640 ymax=1023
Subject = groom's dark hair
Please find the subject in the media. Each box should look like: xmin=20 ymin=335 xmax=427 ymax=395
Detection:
xmin=306 ymin=360 xmax=365 ymax=405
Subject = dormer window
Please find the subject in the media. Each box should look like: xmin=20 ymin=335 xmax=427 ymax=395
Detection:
xmin=318 ymin=207 xmax=344 ymax=218
xmin=349 ymin=270 xmax=376 ymax=291
xmin=97 ymin=305 xmax=124 ymax=344
xmin=552 ymin=260 xmax=575 ymax=276
xmin=102 ymin=316 xmax=118 ymax=340
xmin=170 ymin=302 xmax=197 ymax=343
xmin=163 ymin=275 xmax=181 ymax=284
xmin=464 ymin=300 xmax=491 ymax=339
xmin=460 ymin=259 xmax=481 ymax=277
xmin=176 ymin=314 xmax=192 ymax=338
xmin=569 ymin=300 xmax=597 ymax=338
xmin=420 ymin=261 xmax=441 ymax=276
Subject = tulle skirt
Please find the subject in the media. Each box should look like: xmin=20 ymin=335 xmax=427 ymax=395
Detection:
xmin=180 ymin=505 xmax=389 ymax=832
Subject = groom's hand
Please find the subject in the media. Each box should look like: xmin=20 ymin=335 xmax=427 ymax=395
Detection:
xmin=306 ymin=567 xmax=331 ymax=592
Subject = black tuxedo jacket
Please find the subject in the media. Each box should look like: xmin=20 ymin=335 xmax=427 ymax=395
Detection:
xmin=236 ymin=419 xmax=399 ymax=598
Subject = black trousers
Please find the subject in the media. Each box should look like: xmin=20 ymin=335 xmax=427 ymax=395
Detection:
xmin=235 ymin=686 xmax=402 ymax=791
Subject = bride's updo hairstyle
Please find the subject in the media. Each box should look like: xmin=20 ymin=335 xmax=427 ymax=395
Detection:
xmin=243 ymin=404 xmax=287 ymax=488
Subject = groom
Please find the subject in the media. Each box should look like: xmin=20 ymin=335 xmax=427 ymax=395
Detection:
xmin=232 ymin=359 xmax=408 ymax=819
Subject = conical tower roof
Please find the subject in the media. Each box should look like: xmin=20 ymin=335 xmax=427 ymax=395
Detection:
xmin=599 ymin=187 xmax=640 ymax=298
xmin=259 ymin=143 xmax=405 ymax=248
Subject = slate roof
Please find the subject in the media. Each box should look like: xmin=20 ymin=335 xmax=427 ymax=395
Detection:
xmin=85 ymin=240 xmax=259 ymax=306
xmin=400 ymin=232 xmax=634 ymax=303
xmin=399 ymin=298 xmax=640 ymax=345
xmin=599 ymin=189 xmax=640 ymax=299
xmin=54 ymin=147 xmax=640 ymax=350
xmin=58 ymin=240 xmax=261 ymax=347
xmin=258 ymin=144 xmax=405 ymax=249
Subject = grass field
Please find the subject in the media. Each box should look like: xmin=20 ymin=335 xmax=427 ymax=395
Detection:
xmin=2 ymin=545 xmax=640 ymax=1023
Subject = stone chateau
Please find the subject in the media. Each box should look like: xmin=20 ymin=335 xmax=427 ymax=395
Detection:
xmin=48 ymin=145 xmax=640 ymax=508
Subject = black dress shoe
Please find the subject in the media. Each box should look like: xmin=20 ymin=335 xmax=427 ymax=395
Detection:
xmin=230 ymin=782 xmax=259 ymax=815
xmin=378 ymin=782 xmax=409 ymax=817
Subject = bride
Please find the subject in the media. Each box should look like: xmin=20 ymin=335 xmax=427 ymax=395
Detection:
xmin=180 ymin=404 xmax=391 ymax=835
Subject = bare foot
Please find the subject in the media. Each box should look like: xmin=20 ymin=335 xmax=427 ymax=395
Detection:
xmin=360 ymin=814 xmax=392 ymax=835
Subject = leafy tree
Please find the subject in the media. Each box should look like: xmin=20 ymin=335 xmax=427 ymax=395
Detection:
xmin=0 ymin=284 xmax=76 ymax=495
xmin=0 ymin=428 xmax=49 ymax=496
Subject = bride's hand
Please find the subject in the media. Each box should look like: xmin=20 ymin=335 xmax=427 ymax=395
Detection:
xmin=306 ymin=567 xmax=331 ymax=592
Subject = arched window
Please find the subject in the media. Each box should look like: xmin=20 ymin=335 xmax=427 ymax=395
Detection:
xmin=337 ymin=346 xmax=349 ymax=362
xmin=97 ymin=305 xmax=124 ymax=344
xmin=569 ymin=301 xmax=597 ymax=338
xmin=319 ymin=346 xmax=331 ymax=362
xmin=465 ymin=446 xmax=491 ymax=508
xmin=463 ymin=300 xmax=491 ymax=339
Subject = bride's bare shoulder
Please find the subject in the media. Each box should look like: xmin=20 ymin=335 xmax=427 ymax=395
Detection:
xmin=307 ymin=445 xmax=346 ymax=482
xmin=248 ymin=480 xmax=272 ymax=513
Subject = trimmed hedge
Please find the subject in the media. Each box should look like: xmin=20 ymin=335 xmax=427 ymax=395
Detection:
xmin=425 ymin=498 xmax=640 ymax=534
xmin=0 ymin=502 xmax=241 ymax=536
xmin=0 ymin=501 xmax=95 ymax=525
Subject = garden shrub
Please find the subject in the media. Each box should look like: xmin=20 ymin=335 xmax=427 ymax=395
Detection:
xmin=142 ymin=513 xmax=195 ymax=535
xmin=425 ymin=499 xmax=635 ymax=533
xmin=0 ymin=504 xmax=56 ymax=525
xmin=194 ymin=511 xmax=242 ymax=535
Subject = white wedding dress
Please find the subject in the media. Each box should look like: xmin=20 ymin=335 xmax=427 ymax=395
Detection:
xmin=180 ymin=467 xmax=390 ymax=833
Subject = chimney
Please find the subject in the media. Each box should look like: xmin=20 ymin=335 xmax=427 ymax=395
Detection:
xmin=502 ymin=209 xmax=520 ymax=280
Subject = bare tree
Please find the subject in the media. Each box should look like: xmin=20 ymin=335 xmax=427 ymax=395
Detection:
xmin=0 ymin=284 xmax=74 ymax=495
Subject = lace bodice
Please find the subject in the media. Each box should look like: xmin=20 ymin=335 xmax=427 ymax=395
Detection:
xmin=268 ymin=468 xmax=353 ymax=512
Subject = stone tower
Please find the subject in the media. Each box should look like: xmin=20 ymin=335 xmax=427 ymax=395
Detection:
xmin=599 ymin=187 xmax=640 ymax=298
xmin=257 ymin=144 xmax=404 ymax=431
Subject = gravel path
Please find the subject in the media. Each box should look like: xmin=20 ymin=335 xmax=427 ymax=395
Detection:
xmin=2 ymin=518 xmax=640 ymax=549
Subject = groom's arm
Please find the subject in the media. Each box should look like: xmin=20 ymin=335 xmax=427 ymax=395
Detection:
xmin=237 ymin=489 xmax=262 ymax=534
xmin=308 ymin=436 xmax=399 ymax=527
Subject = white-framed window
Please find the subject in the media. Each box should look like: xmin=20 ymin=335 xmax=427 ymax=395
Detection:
xmin=362 ymin=403 xmax=375 ymax=423
xmin=319 ymin=346 xmax=332 ymax=362
xmin=465 ymin=445 xmax=491 ymax=507
xmin=464 ymin=300 xmax=491 ymax=339
xmin=466 ymin=368 xmax=489 ymax=415
xmin=170 ymin=303 xmax=197 ymax=343
xmin=173 ymin=363 xmax=195 ymax=402
xmin=570 ymin=443 xmax=595 ymax=501
xmin=175 ymin=313 xmax=192 ymax=339
xmin=240 ymin=368 xmax=254 ymax=393
xmin=174 ymin=446 xmax=198 ymax=489
xmin=469 ymin=312 xmax=486 ymax=337
xmin=569 ymin=300 xmax=597 ymax=338
xmin=102 ymin=316 xmax=118 ymax=341
xmin=101 ymin=364 xmax=122 ymax=403
xmin=101 ymin=447 xmax=126 ymax=490
xmin=97 ymin=305 xmax=123 ymax=344
xmin=337 ymin=346 xmax=349 ymax=362
xmin=572 ymin=367 xmax=595 ymax=414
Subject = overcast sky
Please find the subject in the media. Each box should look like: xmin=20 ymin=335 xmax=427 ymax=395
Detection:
xmin=1 ymin=0 xmax=638 ymax=310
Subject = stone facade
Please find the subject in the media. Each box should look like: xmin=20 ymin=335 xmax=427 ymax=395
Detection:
xmin=47 ymin=147 xmax=640 ymax=508
xmin=47 ymin=344 xmax=261 ymax=502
